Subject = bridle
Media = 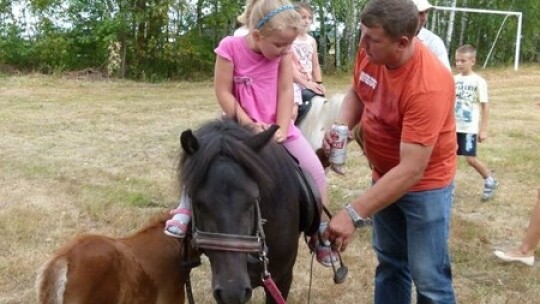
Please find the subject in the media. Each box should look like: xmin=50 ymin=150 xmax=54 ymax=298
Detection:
xmin=189 ymin=197 xmax=287 ymax=304
xmin=190 ymin=197 xmax=264 ymax=253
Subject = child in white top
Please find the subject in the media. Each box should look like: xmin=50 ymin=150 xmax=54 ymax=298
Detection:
xmin=233 ymin=0 xmax=253 ymax=36
xmin=291 ymin=2 xmax=325 ymax=120
xmin=454 ymin=44 xmax=498 ymax=200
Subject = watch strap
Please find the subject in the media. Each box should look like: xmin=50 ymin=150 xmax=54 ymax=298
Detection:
xmin=344 ymin=203 xmax=371 ymax=228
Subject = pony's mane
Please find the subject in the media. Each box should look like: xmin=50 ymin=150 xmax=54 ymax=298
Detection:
xmin=178 ymin=119 xmax=292 ymax=198
xmin=298 ymin=93 xmax=345 ymax=150
xmin=134 ymin=211 xmax=170 ymax=234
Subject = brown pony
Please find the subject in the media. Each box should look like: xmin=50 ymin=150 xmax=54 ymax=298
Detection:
xmin=36 ymin=212 xmax=199 ymax=304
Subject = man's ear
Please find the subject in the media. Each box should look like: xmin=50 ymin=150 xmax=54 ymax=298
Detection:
xmin=397 ymin=36 xmax=411 ymax=49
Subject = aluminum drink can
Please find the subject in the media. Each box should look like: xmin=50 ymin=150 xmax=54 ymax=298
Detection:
xmin=329 ymin=123 xmax=348 ymax=167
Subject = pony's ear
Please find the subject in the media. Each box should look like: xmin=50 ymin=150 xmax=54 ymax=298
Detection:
xmin=180 ymin=129 xmax=199 ymax=155
xmin=244 ymin=125 xmax=279 ymax=151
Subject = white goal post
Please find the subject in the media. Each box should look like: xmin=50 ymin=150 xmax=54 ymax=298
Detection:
xmin=434 ymin=6 xmax=523 ymax=71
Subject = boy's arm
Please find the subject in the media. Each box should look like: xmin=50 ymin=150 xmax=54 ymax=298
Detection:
xmin=275 ymin=52 xmax=295 ymax=143
xmin=478 ymin=77 xmax=489 ymax=142
xmin=479 ymin=102 xmax=489 ymax=142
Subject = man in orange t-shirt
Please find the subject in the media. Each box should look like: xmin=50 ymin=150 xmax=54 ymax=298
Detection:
xmin=322 ymin=0 xmax=457 ymax=303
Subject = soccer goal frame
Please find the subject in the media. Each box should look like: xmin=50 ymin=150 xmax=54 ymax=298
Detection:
xmin=435 ymin=6 xmax=523 ymax=71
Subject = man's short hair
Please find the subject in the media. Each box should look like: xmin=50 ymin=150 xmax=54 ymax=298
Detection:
xmin=360 ymin=0 xmax=419 ymax=40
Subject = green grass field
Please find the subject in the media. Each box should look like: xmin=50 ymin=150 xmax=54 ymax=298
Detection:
xmin=1 ymin=66 xmax=539 ymax=303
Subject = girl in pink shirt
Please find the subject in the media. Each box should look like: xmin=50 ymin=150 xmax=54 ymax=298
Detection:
xmin=165 ymin=0 xmax=337 ymax=268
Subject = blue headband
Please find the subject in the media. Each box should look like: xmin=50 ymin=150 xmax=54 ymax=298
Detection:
xmin=256 ymin=5 xmax=296 ymax=29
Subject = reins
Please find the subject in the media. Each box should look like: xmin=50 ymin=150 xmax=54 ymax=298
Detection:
xmin=181 ymin=234 xmax=200 ymax=304
xmin=321 ymin=205 xmax=349 ymax=285
xmin=303 ymin=205 xmax=349 ymax=304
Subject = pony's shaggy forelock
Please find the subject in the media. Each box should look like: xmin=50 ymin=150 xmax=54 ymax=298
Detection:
xmin=178 ymin=119 xmax=286 ymax=199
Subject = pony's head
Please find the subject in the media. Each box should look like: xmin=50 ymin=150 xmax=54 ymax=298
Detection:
xmin=178 ymin=119 xmax=280 ymax=304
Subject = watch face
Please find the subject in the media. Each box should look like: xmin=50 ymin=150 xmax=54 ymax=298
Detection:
xmin=360 ymin=218 xmax=373 ymax=228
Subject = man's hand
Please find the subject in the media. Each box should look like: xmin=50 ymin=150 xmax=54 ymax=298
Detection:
xmin=322 ymin=209 xmax=356 ymax=252
xmin=322 ymin=128 xmax=339 ymax=156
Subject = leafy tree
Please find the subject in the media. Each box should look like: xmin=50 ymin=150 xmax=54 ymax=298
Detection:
xmin=0 ymin=0 xmax=538 ymax=79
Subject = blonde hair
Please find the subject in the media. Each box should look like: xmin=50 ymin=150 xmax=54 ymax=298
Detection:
xmin=247 ymin=0 xmax=302 ymax=34
xmin=456 ymin=44 xmax=477 ymax=58
xmin=237 ymin=0 xmax=254 ymax=25
xmin=294 ymin=2 xmax=313 ymax=15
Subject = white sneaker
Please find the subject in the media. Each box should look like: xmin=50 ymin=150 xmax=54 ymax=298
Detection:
xmin=493 ymin=250 xmax=534 ymax=266
xmin=482 ymin=180 xmax=499 ymax=201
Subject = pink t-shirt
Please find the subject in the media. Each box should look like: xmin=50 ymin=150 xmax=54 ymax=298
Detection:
xmin=215 ymin=36 xmax=300 ymax=140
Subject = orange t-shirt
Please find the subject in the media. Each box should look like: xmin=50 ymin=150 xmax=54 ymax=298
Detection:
xmin=353 ymin=39 xmax=457 ymax=191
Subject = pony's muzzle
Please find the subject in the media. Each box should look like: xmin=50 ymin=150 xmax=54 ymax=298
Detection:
xmin=213 ymin=284 xmax=252 ymax=304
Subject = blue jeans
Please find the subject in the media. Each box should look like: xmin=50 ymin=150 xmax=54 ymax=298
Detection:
xmin=372 ymin=183 xmax=456 ymax=304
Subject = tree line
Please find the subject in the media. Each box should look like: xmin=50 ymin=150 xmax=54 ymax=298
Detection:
xmin=0 ymin=0 xmax=538 ymax=80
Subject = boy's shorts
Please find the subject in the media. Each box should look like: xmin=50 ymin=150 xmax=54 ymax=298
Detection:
xmin=456 ymin=132 xmax=477 ymax=156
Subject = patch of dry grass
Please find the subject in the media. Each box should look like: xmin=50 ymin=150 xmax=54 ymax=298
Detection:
xmin=0 ymin=66 xmax=539 ymax=303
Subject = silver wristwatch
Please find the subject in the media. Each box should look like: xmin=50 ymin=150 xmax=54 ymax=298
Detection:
xmin=344 ymin=203 xmax=371 ymax=228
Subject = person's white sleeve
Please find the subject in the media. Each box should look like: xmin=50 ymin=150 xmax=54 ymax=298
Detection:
xmin=429 ymin=36 xmax=451 ymax=69
xmin=233 ymin=26 xmax=249 ymax=36
xmin=418 ymin=28 xmax=451 ymax=70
